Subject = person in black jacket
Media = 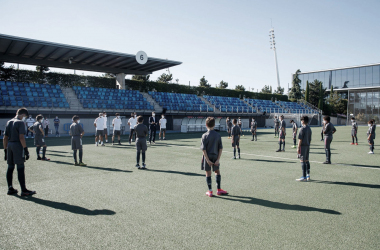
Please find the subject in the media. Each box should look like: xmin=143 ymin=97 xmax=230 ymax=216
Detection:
xmin=322 ymin=116 xmax=336 ymax=164
xmin=149 ymin=112 xmax=158 ymax=144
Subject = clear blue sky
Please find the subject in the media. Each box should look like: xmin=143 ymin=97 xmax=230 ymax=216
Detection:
xmin=1 ymin=0 xmax=379 ymax=91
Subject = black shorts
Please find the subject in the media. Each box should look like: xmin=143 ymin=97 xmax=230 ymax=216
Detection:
xmin=368 ymin=138 xmax=374 ymax=144
xmin=201 ymin=156 xmax=219 ymax=172
xmin=136 ymin=138 xmax=147 ymax=151
xmin=232 ymin=136 xmax=239 ymax=147
xmin=299 ymin=146 xmax=310 ymax=161
xmin=279 ymin=131 xmax=286 ymax=139
xmin=34 ymin=136 xmax=46 ymax=146
xmin=71 ymin=136 xmax=82 ymax=150
xmin=104 ymin=128 xmax=108 ymax=134
xmin=96 ymin=130 xmax=104 ymax=136
xmin=251 ymin=129 xmax=256 ymax=134
xmin=160 ymin=128 xmax=166 ymax=133
xmin=7 ymin=142 xmax=25 ymax=165
xmin=113 ymin=130 xmax=121 ymax=136
xmin=351 ymin=130 xmax=357 ymax=137
xmin=293 ymin=132 xmax=297 ymax=140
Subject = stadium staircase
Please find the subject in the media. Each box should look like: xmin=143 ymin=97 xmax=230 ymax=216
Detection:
xmin=199 ymin=96 xmax=221 ymax=112
xmin=141 ymin=92 xmax=163 ymax=113
xmin=62 ymin=87 xmax=82 ymax=111
xmin=242 ymin=99 xmax=258 ymax=113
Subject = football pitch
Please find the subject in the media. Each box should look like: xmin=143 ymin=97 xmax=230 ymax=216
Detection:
xmin=1 ymin=126 xmax=379 ymax=250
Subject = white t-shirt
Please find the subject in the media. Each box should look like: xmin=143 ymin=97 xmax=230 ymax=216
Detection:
xmin=94 ymin=117 xmax=104 ymax=130
xmin=103 ymin=116 xmax=107 ymax=129
xmin=128 ymin=117 xmax=137 ymax=129
xmin=159 ymin=118 xmax=167 ymax=129
xmin=113 ymin=118 xmax=122 ymax=131
xmin=26 ymin=118 xmax=35 ymax=127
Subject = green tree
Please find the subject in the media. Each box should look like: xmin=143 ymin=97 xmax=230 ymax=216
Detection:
xmin=318 ymin=81 xmax=324 ymax=110
xmin=327 ymin=90 xmax=347 ymax=114
xmin=217 ymin=80 xmax=228 ymax=89
xmin=156 ymin=73 xmax=173 ymax=84
xmin=308 ymin=79 xmax=326 ymax=108
xmin=288 ymin=69 xmax=303 ymax=101
xmin=36 ymin=65 xmax=50 ymax=84
xmin=305 ymin=81 xmax=310 ymax=102
xmin=0 ymin=62 xmax=16 ymax=81
xmin=261 ymin=85 xmax=272 ymax=94
xmin=235 ymin=85 xmax=245 ymax=91
xmin=199 ymin=76 xmax=211 ymax=88
xmin=274 ymin=86 xmax=285 ymax=95
xmin=132 ymin=75 xmax=150 ymax=81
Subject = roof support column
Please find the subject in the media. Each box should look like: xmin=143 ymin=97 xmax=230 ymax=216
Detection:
xmin=116 ymin=73 xmax=125 ymax=89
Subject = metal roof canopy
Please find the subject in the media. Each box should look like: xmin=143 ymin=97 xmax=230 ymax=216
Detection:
xmin=0 ymin=33 xmax=182 ymax=75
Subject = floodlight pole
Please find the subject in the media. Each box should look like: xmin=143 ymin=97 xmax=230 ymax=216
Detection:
xmin=269 ymin=28 xmax=280 ymax=88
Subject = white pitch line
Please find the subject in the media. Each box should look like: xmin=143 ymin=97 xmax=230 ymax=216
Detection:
xmin=162 ymin=143 xmax=380 ymax=170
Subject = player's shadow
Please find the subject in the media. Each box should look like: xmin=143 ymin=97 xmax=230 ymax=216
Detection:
xmin=240 ymin=158 xmax=295 ymax=164
xmin=336 ymin=163 xmax=380 ymax=169
xmin=49 ymin=150 xmax=70 ymax=153
xmin=48 ymin=153 xmax=72 ymax=157
xmin=49 ymin=160 xmax=71 ymax=165
xmin=49 ymin=160 xmax=132 ymax=172
xmin=15 ymin=196 xmax=116 ymax=216
xmin=311 ymin=180 xmax=380 ymax=189
xmin=146 ymin=169 xmax=203 ymax=177
xmin=78 ymin=165 xmax=133 ymax=173
xmin=215 ymin=195 xmax=341 ymax=215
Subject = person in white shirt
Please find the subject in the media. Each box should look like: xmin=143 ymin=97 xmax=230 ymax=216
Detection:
xmin=112 ymin=113 xmax=122 ymax=145
xmin=43 ymin=118 xmax=50 ymax=137
xmin=26 ymin=115 xmax=35 ymax=138
xmin=159 ymin=114 xmax=167 ymax=140
xmin=103 ymin=112 xmax=108 ymax=143
xmin=94 ymin=113 xmax=105 ymax=146
xmin=128 ymin=112 xmax=137 ymax=145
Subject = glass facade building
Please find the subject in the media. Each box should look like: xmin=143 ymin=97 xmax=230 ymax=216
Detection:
xmin=297 ymin=63 xmax=380 ymax=90
xmin=294 ymin=63 xmax=380 ymax=124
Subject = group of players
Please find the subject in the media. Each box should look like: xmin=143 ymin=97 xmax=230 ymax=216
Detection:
xmin=3 ymin=107 xmax=377 ymax=197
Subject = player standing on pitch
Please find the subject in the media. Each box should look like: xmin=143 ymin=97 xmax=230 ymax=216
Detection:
xmin=296 ymin=116 xmax=312 ymax=182
xmin=276 ymin=115 xmax=286 ymax=152
xmin=135 ymin=116 xmax=148 ymax=169
xmin=70 ymin=115 xmax=86 ymax=166
xmin=274 ymin=116 xmax=280 ymax=138
xmin=367 ymin=119 xmax=376 ymax=154
xmin=231 ymin=119 xmax=241 ymax=159
xmin=112 ymin=113 xmax=122 ymax=145
xmin=350 ymin=117 xmax=358 ymax=145
xmin=29 ymin=114 xmax=50 ymax=161
xmin=94 ymin=113 xmax=105 ymax=146
xmin=250 ymin=118 xmax=257 ymax=141
xmin=201 ymin=117 xmax=227 ymax=197
xmin=128 ymin=112 xmax=137 ymax=145
xmin=3 ymin=108 xmax=36 ymax=196
xmin=290 ymin=119 xmax=298 ymax=148
xmin=322 ymin=116 xmax=336 ymax=164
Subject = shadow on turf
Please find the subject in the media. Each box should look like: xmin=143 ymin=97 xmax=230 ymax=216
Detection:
xmin=240 ymin=158 xmax=295 ymax=164
xmin=312 ymin=180 xmax=380 ymax=189
xmin=49 ymin=160 xmax=132 ymax=173
xmin=215 ymin=195 xmax=341 ymax=215
xmin=49 ymin=150 xmax=71 ymax=154
xmin=15 ymin=196 xmax=116 ymax=216
xmin=146 ymin=169 xmax=203 ymax=177
xmin=48 ymin=153 xmax=72 ymax=157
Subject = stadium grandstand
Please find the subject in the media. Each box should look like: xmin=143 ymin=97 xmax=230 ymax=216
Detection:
xmin=0 ymin=33 xmax=321 ymax=134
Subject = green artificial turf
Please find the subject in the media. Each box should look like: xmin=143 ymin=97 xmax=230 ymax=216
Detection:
xmin=1 ymin=126 xmax=379 ymax=249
